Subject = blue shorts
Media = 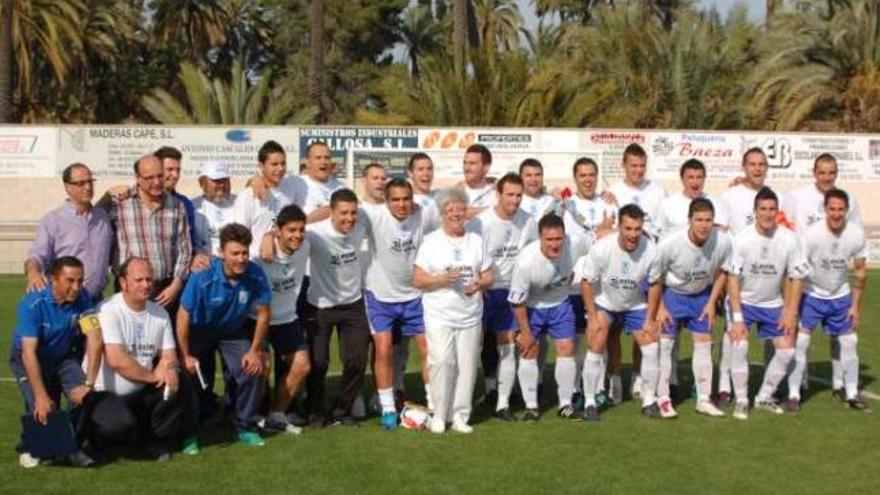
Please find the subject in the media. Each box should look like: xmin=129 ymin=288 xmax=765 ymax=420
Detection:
xmin=364 ymin=291 xmax=425 ymax=336
xmin=528 ymin=299 xmax=576 ymax=341
xmin=799 ymin=294 xmax=853 ymax=335
xmin=730 ymin=304 xmax=783 ymax=340
xmin=569 ymin=295 xmax=586 ymax=332
xmin=245 ymin=318 xmax=307 ymax=354
xmin=483 ymin=289 xmax=517 ymax=332
xmin=662 ymin=288 xmax=711 ymax=335
xmin=597 ymin=306 xmax=646 ymax=334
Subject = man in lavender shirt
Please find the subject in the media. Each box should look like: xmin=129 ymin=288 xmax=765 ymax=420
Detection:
xmin=25 ymin=163 xmax=113 ymax=301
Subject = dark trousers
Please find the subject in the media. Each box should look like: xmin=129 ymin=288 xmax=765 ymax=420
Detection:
xmin=481 ymin=330 xmax=498 ymax=383
xmin=305 ymin=298 xmax=371 ymax=417
xmin=188 ymin=330 xmax=262 ymax=431
xmin=87 ymin=382 xmax=187 ymax=449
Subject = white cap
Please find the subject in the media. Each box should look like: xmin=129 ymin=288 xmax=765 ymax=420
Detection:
xmin=199 ymin=161 xmax=230 ymax=180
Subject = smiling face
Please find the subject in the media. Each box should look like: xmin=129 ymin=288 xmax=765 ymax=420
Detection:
xmin=386 ymin=184 xmax=414 ymax=221
xmin=221 ymin=240 xmax=250 ymax=277
xmin=64 ymin=165 xmax=95 ymax=207
xmin=259 ymin=151 xmax=287 ymax=188
xmin=496 ymin=181 xmax=523 ymax=218
xmin=754 ymin=197 xmax=778 ymax=233
xmin=136 ymin=156 xmax=166 ymax=200
xmin=618 ymin=215 xmax=644 ymax=252
xmin=162 ymin=157 xmax=182 ymax=192
xmin=681 ymin=168 xmax=705 ymax=200
xmin=521 ymin=165 xmax=544 ymax=197
xmin=462 ymin=152 xmax=489 ymax=186
xmin=362 ymin=166 xmax=388 ymax=203
xmin=825 ymin=196 xmax=848 ymax=233
xmin=331 ymin=200 xmax=358 ymax=235
xmin=307 ymin=143 xmax=333 ymax=182
xmin=277 ymin=220 xmax=305 ymax=254
xmin=743 ymin=151 xmax=768 ymax=189
xmin=408 ymin=158 xmax=434 ymax=194
xmin=51 ymin=265 xmax=84 ymax=303
xmin=574 ymin=163 xmax=598 ymax=198
xmin=814 ymin=159 xmax=838 ymax=193
xmin=199 ymin=176 xmax=231 ymax=203
xmin=622 ymin=153 xmax=647 ymax=186
xmin=441 ymin=200 xmax=467 ymax=236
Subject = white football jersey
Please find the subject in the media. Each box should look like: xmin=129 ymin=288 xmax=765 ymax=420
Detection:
xmin=467 ymin=208 xmax=537 ymax=290
xmin=362 ymin=205 xmax=425 ymax=302
xmin=655 ymin=192 xmax=729 ymax=238
xmin=729 ymin=224 xmax=811 ymax=308
xmin=306 ymin=217 xmax=367 ymax=308
xmin=609 ymin=180 xmax=666 ymax=238
xmin=785 ymin=184 xmax=862 ymax=234
xmin=658 ymin=227 xmax=733 ymax=295
xmin=720 ymin=184 xmax=761 ymax=235
xmin=581 ymin=234 xmax=662 ymax=311
xmin=253 ymin=238 xmax=310 ymax=325
xmin=520 ymin=193 xmax=557 ymax=219
xmin=193 ymin=194 xmax=236 ymax=255
xmin=508 ymin=239 xmax=574 ymax=309
xmin=562 ymin=193 xmax=618 ymax=235
xmin=413 ymin=191 xmax=440 ymax=233
xmin=465 ymin=183 xmax=496 ymax=209
xmin=233 ymin=177 xmax=305 ymax=259
xmin=300 ymin=175 xmax=343 ymax=215
xmin=802 ymin=220 xmax=868 ymax=299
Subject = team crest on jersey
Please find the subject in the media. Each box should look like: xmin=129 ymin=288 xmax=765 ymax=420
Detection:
xmin=760 ymin=245 xmax=769 ymax=259
xmin=831 ymin=242 xmax=840 ymax=255
xmin=621 ymin=261 xmax=631 ymax=275
xmin=503 ymin=228 xmax=513 ymax=243
xmin=238 ymin=290 xmax=249 ymax=304
xmin=452 ymin=247 xmax=462 ymax=261
xmin=746 ymin=214 xmax=755 ymax=225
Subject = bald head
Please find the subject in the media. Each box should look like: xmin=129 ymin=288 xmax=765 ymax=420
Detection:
xmin=134 ymin=155 xmax=165 ymax=200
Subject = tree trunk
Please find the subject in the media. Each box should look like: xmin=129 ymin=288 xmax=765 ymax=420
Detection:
xmin=453 ymin=0 xmax=466 ymax=79
xmin=309 ymin=0 xmax=326 ymax=124
xmin=0 ymin=0 xmax=14 ymax=123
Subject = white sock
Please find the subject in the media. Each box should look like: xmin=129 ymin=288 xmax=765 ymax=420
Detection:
xmin=692 ymin=342 xmax=713 ymax=402
xmin=518 ymin=358 xmax=540 ymax=409
xmin=555 ymin=357 xmax=576 ymax=408
xmin=838 ymin=333 xmax=860 ymax=400
xmin=575 ymin=340 xmax=586 ymax=393
xmin=731 ymin=339 xmax=750 ymax=405
xmin=393 ymin=338 xmax=409 ymax=392
xmin=658 ymin=338 xmax=675 ymax=400
xmin=378 ymin=387 xmax=396 ymax=414
xmin=787 ymin=332 xmax=811 ymax=400
xmin=669 ymin=337 xmax=680 ymax=387
xmin=719 ymin=332 xmax=733 ymax=394
xmin=496 ymin=343 xmax=516 ymax=411
xmin=831 ymin=336 xmax=844 ymax=390
xmin=596 ymin=348 xmax=607 ymax=393
xmin=537 ymin=334 xmax=548 ymax=385
xmin=583 ymin=351 xmax=604 ymax=407
xmin=639 ymin=342 xmax=659 ymax=407
xmin=756 ymin=347 xmax=794 ymax=402
xmin=424 ymin=383 xmax=434 ymax=411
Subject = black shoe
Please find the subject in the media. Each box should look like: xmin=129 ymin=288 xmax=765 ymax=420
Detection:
xmin=571 ymin=391 xmax=585 ymax=411
xmin=523 ymin=408 xmax=540 ymax=422
xmin=669 ymin=384 xmax=681 ymax=403
xmin=494 ymin=408 xmax=518 ymax=422
xmin=642 ymin=402 xmax=663 ymax=419
xmin=846 ymin=396 xmax=871 ymax=412
xmin=831 ymin=389 xmax=846 ymax=402
xmin=325 ymin=415 xmax=358 ymax=427
xmin=783 ymin=398 xmax=800 ymax=414
xmin=581 ymin=405 xmax=599 ymax=422
xmin=480 ymin=390 xmax=498 ymax=409
xmin=557 ymin=404 xmax=582 ymax=421
xmin=67 ymin=450 xmax=96 ymax=467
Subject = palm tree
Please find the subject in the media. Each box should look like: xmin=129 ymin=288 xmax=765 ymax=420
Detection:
xmin=473 ymin=0 xmax=523 ymax=55
xmin=0 ymin=0 xmax=13 ymax=122
xmin=453 ymin=0 xmax=467 ymax=78
xmin=396 ymin=5 xmax=444 ymax=79
xmin=142 ymin=59 xmax=317 ymax=124
xmin=151 ymin=0 xmax=231 ymax=63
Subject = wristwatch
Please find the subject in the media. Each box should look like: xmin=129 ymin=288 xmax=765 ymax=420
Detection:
xmin=84 ymin=380 xmax=94 ymax=389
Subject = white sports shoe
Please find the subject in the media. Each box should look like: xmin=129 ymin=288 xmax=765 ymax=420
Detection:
xmin=658 ymin=397 xmax=678 ymax=419
xmin=18 ymin=452 xmax=39 ymax=468
xmin=429 ymin=416 xmax=446 ymax=434
xmin=695 ymin=400 xmax=725 ymax=417
xmin=631 ymin=374 xmax=643 ymax=400
xmin=451 ymin=418 xmax=473 ymax=434
xmin=755 ymin=398 xmax=784 ymax=415
xmin=733 ymin=401 xmax=750 ymax=420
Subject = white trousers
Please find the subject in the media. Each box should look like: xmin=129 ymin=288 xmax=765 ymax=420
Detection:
xmin=426 ymin=323 xmax=483 ymax=425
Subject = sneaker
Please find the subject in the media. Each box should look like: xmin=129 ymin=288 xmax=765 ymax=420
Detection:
xmin=494 ymin=408 xmax=518 ymax=422
xmin=148 ymin=446 xmax=171 ymax=463
xmin=287 ymin=411 xmax=307 ymax=427
xmin=715 ymin=391 xmax=732 ymax=409
xmin=237 ymin=430 xmax=265 ymax=447
xmin=557 ymin=404 xmax=582 ymax=421
xmin=609 ymin=375 xmax=623 ymax=404
xmin=831 ymin=388 xmax=846 ymax=402
xmin=67 ymin=450 xmax=95 ymax=467
xmin=783 ymin=397 xmax=800 ymax=414
xmin=181 ymin=436 xmax=201 ymax=455
xmin=572 ymin=391 xmax=585 ymax=411
xmin=478 ymin=390 xmax=498 ymax=409
xmin=641 ymin=402 xmax=662 ymax=419
xmin=265 ymin=415 xmax=303 ymax=435
xmin=325 ymin=415 xmax=358 ymax=427
xmin=380 ymin=411 xmax=398 ymax=430
xmin=595 ymin=391 xmax=616 ymax=410
xmin=451 ymin=418 xmax=473 ymax=434
xmin=658 ymin=398 xmax=678 ymax=419
xmin=582 ymin=405 xmax=600 ymax=422
xmin=18 ymin=452 xmax=39 ymax=469
xmin=732 ymin=402 xmax=750 ymax=420
xmin=755 ymin=398 xmax=784 ymax=415
xmin=522 ymin=408 xmax=540 ymax=423
xmin=695 ymin=400 xmax=725 ymax=417
xmin=846 ymin=396 xmax=872 ymax=412
xmin=631 ymin=375 xmax=643 ymax=400
xmin=429 ymin=416 xmax=446 ymax=434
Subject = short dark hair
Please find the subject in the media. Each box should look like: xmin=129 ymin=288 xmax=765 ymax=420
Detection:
xmin=538 ymin=213 xmax=565 ymax=233
xmin=754 ymin=186 xmax=778 ymax=209
xmin=117 ymin=256 xmax=150 ymax=279
xmin=276 ymin=204 xmax=306 ymax=228
xmin=385 ymin=177 xmax=413 ymax=196
xmin=742 ymin=147 xmax=766 ymax=166
xmin=688 ymin=197 xmax=715 ymax=218
xmin=258 ymin=140 xmax=286 ymax=164
xmin=362 ymin=162 xmax=385 ymax=177
xmin=572 ymin=157 xmax=598 ymax=176
xmin=623 ymin=143 xmax=647 ymax=160
xmin=814 ymin=153 xmax=837 ymax=171
xmin=496 ymin=172 xmax=523 ymax=193
xmin=619 ymin=203 xmax=645 ymax=223
xmin=305 ymin=141 xmax=329 ymax=158
xmin=407 ymin=152 xmax=432 ymax=171
xmin=518 ymin=158 xmax=543 ymax=175
xmin=465 ymin=143 xmax=492 ymax=165
xmin=824 ymin=188 xmax=849 ymax=208
xmin=330 ymin=188 xmax=359 ymax=209
xmin=679 ymin=159 xmax=706 ymax=178
xmin=219 ymin=223 xmax=253 ymax=249
xmin=62 ymin=163 xmax=89 ymax=184
xmin=50 ymin=256 xmax=84 ymax=276
xmin=154 ymin=146 xmax=182 ymax=162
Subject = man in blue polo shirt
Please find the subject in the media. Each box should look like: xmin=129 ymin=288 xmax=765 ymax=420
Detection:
xmin=10 ymin=256 xmax=97 ymax=468
xmin=176 ymin=223 xmax=271 ymax=448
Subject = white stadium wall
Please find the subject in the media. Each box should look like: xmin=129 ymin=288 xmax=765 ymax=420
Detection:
xmin=0 ymin=125 xmax=878 ymax=273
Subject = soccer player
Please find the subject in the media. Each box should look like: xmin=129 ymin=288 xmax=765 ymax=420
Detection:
xmin=233 ymin=140 xmax=305 ymax=259
xmin=414 ymin=188 xmax=493 ymax=434
xmin=300 ymin=141 xmax=344 ymax=223
xmin=467 ymin=173 xmax=537 ymax=420
xmin=656 ymin=198 xmax=731 ymax=418
xmin=785 ymin=153 xmax=862 ymax=234
xmin=508 ymin=214 xmax=581 ymax=421
xmin=656 ymin=159 xmax=729 ymax=236
xmin=192 ymin=161 xmax=235 ymax=263
xmin=407 ymin=152 xmax=440 ymax=233
xmin=461 ymin=143 xmax=497 ymax=216
xmin=726 ymin=187 xmax=811 ymax=420
xmin=518 ymin=158 xmax=557 ymax=219
xmin=251 ymin=205 xmax=312 ymax=433
xmin=362 ymin=179 xmax=430 ymax=429
xmin=580 ymin=204 xmax=663 ymax=421
xmin=303 ymin=189 xmax=371 ymax=425
xmin=608 ymin=143 xmax=666 ymax=239
xmin=360 ymin=162 xmax=388 ymax=216
xmin=177 ymin=223 xmax=271 ymax=447
xmin=786 ymin=189 xmax=869 ymax=411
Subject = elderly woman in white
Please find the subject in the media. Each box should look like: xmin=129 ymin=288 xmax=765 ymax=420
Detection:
xmin=413 ymin=188 xmax=493 ymax=434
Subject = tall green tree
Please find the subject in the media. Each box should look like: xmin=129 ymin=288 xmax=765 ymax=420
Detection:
xmin=396 ymin=4 xmax=445 ymax=79
xmin=0 ymin=0 xmax=13 ymax=122
xmin=150 ymin=0 xmax=231 ymax=65
xmin=474 ymin=0 xmax=523 ymax=55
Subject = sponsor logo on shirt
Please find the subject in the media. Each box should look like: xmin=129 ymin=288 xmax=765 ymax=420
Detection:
xmin=330 ymin=250 xmax=358 ymax=266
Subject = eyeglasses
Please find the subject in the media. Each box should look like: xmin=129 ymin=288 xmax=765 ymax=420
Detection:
xmin=65 ymin=179 xmax=96 ymax=187
xmin=138 ymin=173 xmax=164 ymax=182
